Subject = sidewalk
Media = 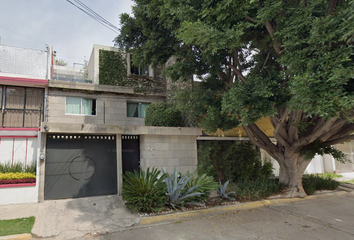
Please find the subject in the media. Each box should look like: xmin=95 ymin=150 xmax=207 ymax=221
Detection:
xmin=0 ymin=195 xmax=139 ymax=240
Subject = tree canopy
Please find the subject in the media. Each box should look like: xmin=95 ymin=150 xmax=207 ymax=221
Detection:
xmin=116 ymin=0 xmax=354 ymax=197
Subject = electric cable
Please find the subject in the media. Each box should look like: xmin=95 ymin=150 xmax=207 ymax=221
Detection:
xmin=65 ymin=0 xmax=119 ymax=34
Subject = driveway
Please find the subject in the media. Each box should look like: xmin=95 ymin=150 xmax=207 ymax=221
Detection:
xmin=70 ymin=191 xmax=354 ymax=240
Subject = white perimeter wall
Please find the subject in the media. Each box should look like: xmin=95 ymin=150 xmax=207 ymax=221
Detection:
xmin=0 ymin=136 xmax=40 ymax=205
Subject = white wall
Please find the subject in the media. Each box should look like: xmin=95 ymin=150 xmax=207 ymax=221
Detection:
xmin=0 ymin=133 xmax=40 ymax=205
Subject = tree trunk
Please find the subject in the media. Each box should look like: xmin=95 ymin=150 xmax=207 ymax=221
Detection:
xmin=277 ymin=150 xmax=310 ymax=198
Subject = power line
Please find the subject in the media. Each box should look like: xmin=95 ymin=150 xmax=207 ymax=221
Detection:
xmin=65 ymin=0 xmax=120 ymax=34
xmin=72 ymin=0 xmax=119 ymax=31
xmin=0 ymin=25 xmax=46 ymax=45
xmin=114 ymin=0 xmax=129 ymax=13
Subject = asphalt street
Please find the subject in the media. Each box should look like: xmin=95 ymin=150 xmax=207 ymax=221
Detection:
xmin=71 ymin=191 xmax=354 ymax=240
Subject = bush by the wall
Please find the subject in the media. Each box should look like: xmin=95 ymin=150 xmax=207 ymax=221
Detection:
xmin=231 ymin=177 xmax=279 ymax=201
xmin=182 ymin=171 xmax=218 ymax=202
xmin=302 ymin=174 xmax=339 ymax=195
xmin=0 ymin=162 xmax=36 ymax=174
xmin=122 ymin=168 xmax=166 ymax=213
xmin=198 ymin=141 xmax=272 ymax=182
xmin=145 ymin=102 xmax=183 ymax=127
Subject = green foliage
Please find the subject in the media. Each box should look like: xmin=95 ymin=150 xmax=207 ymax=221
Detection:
xmin=162 ymin=167 xmax=204 ymax=209
xmin=145 ymin=102 xmax=183 ymax=127
xmin=117 ymin=0 xmax=354 ymax=190
xmin=122 ymin=168 xmax=166 ymax=213
xmin=183 ymin=171 xmax=218 ymax=202
xmin=98 ymin=49 xmax=127 ymax=86
xmin=0 ymin=162 xmax=36 ymax=174
xmin=0 ymin=217 xmax=35 ymax=237
xmin=198 ymin=141 xmax=273 ymax=182
xmin=302 ymin=174 xmax=340 ymax=195
xmin=301 ymin=140 xmax=348 ymax=163
xmin=231 ymin=177 xmax=279 ymax=202
xmin=217 ymin=180 xmax=236 ymax=201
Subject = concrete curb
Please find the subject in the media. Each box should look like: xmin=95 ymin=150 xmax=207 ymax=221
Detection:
xmin=0 ymin=234 xmax=32 ymax=240
xmin=139 ymin=191 xmax=350 ymax=225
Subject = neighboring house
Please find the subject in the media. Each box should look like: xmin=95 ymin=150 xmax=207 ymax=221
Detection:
xmin=37 ymin=44 xmax=201 ymax=202
xmin=0 ymin=44 xmax=52 ymax=205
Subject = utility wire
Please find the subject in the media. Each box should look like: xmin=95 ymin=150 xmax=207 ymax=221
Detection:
xmin=65 ymin=0 xmax=120 ymax=34
xmin=0 ymin=25 xmax=46 ymax=45
xmin=72 ymin=0 xmax=120 ymax=31
xmin=114 ymin=0 xmax=129 ymax=13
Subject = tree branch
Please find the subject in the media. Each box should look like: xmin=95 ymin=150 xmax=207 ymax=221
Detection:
xmin=243 ymin=126 xmax=270 ymax=150
xmin=245 ymin=16 xmax=258 ymax=23
xmin=292 ymin=117 xmax=337 ymax=149
xmin=265 ymin=21 xmax=282 ymax=55
xmin=326 ymin=124 xmax=354 ymax=142
xmin=229 ymin=65 xmax=247 ymax=83
xmin=288 ymin=110 xmax=303 ymax=144
xmin=324 ymin=135 xmax=354 ymax=146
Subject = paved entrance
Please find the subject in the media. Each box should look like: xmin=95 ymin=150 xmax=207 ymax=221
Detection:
xmin=45 ymin=134 xmax=117 ymax=200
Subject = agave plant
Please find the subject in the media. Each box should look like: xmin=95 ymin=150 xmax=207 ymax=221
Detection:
xmin=218 ymin=180 xmax=236 ymax=201
xmin=162 ymin=167 xmax=204 ymax=210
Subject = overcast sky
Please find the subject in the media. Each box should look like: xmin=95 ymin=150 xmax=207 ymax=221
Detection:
xmin=0 ymin=0 xmax=134 ymax=67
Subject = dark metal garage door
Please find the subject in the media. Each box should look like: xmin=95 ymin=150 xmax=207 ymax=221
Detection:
xmin=45 ymin=134 xmax=117 ymax=200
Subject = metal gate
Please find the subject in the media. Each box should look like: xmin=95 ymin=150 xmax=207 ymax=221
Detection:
xmin=122 ymin=135 xmax=140 ymax=175
xmin=45 ymin=134 xmax=117 ymax=200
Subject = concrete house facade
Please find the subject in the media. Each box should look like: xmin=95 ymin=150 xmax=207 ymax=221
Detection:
xmin=37 ymin=44 xmax=201 ymax=202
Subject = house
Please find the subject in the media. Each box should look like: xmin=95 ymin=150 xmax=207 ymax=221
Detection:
xmin=37 ymin=44 xmax=201 ymax=201
xmin=0 ymin=44 xmax=52 ymax=205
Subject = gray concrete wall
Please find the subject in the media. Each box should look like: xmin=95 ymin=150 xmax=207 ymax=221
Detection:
xmin=140 ymin=135 xmax=198 ymax=174
xmin=47 ymin=89 xmax=163 ymax=126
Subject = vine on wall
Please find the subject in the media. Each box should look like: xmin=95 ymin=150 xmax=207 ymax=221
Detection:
xmin=99 ymin=49 xmax=127 ymax=85
xmin=99 ymin=50 xmax=166 ymax=94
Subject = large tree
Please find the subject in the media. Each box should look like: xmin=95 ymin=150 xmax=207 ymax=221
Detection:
xmin=116 ymin=0 xmax=354 ymax=197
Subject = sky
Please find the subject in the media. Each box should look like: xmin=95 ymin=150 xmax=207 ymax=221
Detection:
xmin=0 ymin=0 xmax=134 ymax=67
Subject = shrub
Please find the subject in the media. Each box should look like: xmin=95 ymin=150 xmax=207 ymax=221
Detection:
xmin=163 ymin=167 xmax=204 ymax=209
xmin=183 ymin=171 xmax=218 ymax=202
xmin=122 ymin=168 xmax=166 ymax=213
xmin=145 ymin=102 xmax=183 ymax=127
xmin=302 ymin=174 xmax=339 ymax=195
xmin=0 ymin=172 xmax=36 ymax=180
xmin=231 ymin=177 xmax=279 ymax=201
xmin=0 ymin=162 xmax=36 ymax=174
xmin=198 ymin=141 xmax=273 ymax=182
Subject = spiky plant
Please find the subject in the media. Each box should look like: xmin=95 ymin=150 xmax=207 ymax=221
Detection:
xmin=162 ymin=167 xmax=204 ymax=210
xmin=218 ymin=180 xmax=236 ymax=201
xmin=122 ymin=167 xmax=166 ymax=213
xmin=183 ymin=171 xmax=218 ymax=202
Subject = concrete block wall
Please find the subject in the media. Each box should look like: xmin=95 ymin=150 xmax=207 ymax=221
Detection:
xmin=47 ymin=89 xmax=162 ymax=126
xmin=140 ymin=135 xmax=198 ymax=174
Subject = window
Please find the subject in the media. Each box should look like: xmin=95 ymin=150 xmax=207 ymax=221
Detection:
xmin=66 ymin=97 xmax=96 ymax=115
xmin=0 ymin=85 xmax=44 ymax=128
xmin=127 ymin=102 xmax=150 ymax=118
xmin=129 ymin=54 xmax=151 ymax=77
